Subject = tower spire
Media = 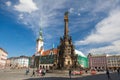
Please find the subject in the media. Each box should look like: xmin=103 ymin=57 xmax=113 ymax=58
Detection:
xmin=52 ymin=43 xmax=54 ymax=49
xmin=38 ymin=27 xmax=43 ymax=41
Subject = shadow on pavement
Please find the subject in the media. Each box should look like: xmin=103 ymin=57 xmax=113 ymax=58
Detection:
xmin=24 ymin=77 xmax=73 ymax=80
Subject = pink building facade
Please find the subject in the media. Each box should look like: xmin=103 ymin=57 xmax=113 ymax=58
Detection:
xmin=88 ymin=53 xmax=107 ymax=70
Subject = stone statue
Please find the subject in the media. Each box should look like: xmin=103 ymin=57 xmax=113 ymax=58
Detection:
xmin=64 ymin=11 xmax=69 ymax=16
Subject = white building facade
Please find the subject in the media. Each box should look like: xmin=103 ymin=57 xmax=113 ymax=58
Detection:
xmin=107 ymin=55 xmax=120 ymax=70
xmin=16 ymin=56 xmax=29 ymax=68
xmin=9 ymin=56 xmax=29 ymax=68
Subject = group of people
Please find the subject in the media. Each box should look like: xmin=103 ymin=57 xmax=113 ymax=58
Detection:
xmin=36 ymin=68 xmax=46 ymax=76
xmin=25 ymin=68 xmax=46 ymax=77
xmin=25 ymin=68 xmax=120 ymax=79
xmin=25 ymin=68 xmax=29 ymax=75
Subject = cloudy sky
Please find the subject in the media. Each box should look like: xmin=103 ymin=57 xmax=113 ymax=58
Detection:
xmin=0 ymin=0 xmax=120 ymax=57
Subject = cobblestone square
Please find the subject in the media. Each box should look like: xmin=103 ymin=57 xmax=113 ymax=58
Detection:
xmin=0 ymin=69 xmax=120 ymax=80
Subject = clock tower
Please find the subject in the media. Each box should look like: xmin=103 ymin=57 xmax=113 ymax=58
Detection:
xmin=36 ymin=27 xmax=44 ymax=55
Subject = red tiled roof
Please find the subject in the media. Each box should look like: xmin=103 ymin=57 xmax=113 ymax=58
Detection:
xmin=41 ymin=48 xmax=58 ymax=56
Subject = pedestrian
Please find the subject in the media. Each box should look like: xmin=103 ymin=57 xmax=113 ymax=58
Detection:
xmin=85 ymin=70 xmax=88 ymax=74
xmin=69 ymin=69 xmax=72 ymax=79
xmin=25 ymin=69 xmax=29 ymax=75
xmin=43 ymin=69 xmax=46 ymax=76
xmin=31 ymin=70 xmax=35 ymax=77
xmin=106 ymin=69 xmax=111 ymax=80
xmin=117 ymin=68 xmax=120 ymax=75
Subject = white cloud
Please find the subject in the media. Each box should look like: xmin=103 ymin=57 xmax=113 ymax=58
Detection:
xmin=19 ymin=14 xmax=24 ymax=19
xmin=75 ymin=8 xmax=120 ymax=54
xmin=92 ymin=0 xmax=119 ymax=13
xmin=14 ymin=0 xmax=67 ymax=39
xmin=14 ymin=0 xmax=38 ymax=13
xmin=69 ymin=8 xmax=74 ymax=13
xmin=75 ymin=9 xmax=120 ymax=45
xmin=6 ymin=1 xmax=11 ymax=6
xmin=88 ymin=40 xmax=120 ymax=54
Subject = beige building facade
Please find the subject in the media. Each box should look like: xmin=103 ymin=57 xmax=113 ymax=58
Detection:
xmin=0 ymin=48 xmax=8 ymax=69
xmin=88 ymin=53 xmax=120 ymax=70
xmin=107 ymin=55 xmax=120 ymax=70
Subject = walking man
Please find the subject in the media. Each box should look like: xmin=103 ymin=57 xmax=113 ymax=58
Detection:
xmin=31 ymin=70 xmax=35 ymax=77
xmin=106 ymin=69 xmax=111 ymax=80
xmin=117 ymin=68 xmax=120 ymax=75
xmin=69 ymin=69 xmax=72 ymax=79
xmin=25 ymin=69 xmax=29 ymax=75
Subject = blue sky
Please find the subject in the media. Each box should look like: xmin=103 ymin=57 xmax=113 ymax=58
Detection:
xmin=0 ymin=0 xmax=120 ymax=57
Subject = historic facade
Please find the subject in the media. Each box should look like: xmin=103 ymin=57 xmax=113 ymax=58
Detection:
xmin=88 ymin=53 xmax=120 ymax=70
xmin=39 ymin=48 xmax=58 ymax=70
xmin=8 ymin=55 xmax=30 ymax=69
xmin=107 ymin=55 xmax=120 ymax=70
xmin=0 ymin=48 xmax=8 ymax=69
xmin=34 ymin=28 xmax=44 ymax=68
xmin=88 ymin=53 xmax=107 ymax=70
xmin=57 ymin=12 xmax=78 ymax=69
xmin=36 ymin=28 xmax=44 ymax=56
xmin=38 ymin=49 xmax=88 ymax=70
